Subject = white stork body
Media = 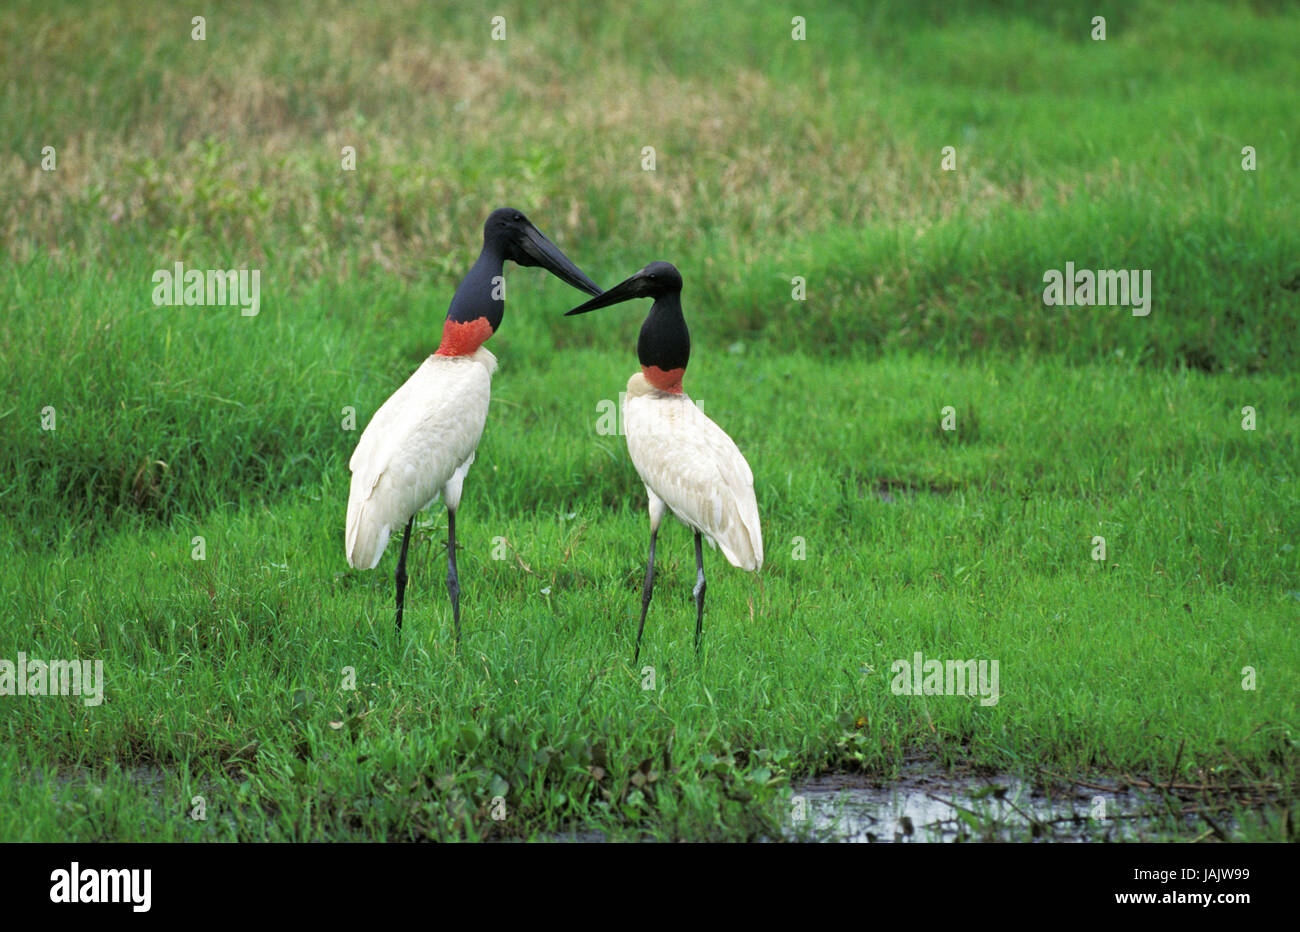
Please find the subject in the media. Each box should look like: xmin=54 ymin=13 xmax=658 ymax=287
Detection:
xmin=623 ymin=372 xmax=763 ymax=572
xmin=345 ymin=348 xmax=496 ymax=570
xmin=342 ymin=207 xmax=600 ymax=637
xmin=563 ymin=260 xmax=763 ymax=660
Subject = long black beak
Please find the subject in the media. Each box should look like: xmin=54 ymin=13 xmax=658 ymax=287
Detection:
xmin=564 ymin=270 xmax=648 ymax=316
xmin=519 ymin=225 xmax=602 ymax=297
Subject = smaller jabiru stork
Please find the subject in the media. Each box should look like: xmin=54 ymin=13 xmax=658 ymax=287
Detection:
xmin=346 ymin=208 xmax=601 ymax=638
xmin=565 ymin=262 xmax=762 ymax=661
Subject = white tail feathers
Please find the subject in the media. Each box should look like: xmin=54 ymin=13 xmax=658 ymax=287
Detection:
xmin=345 ymin=500 xmax=394 ymax=570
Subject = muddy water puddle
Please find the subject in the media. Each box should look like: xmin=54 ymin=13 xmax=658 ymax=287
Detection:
xmin=789 ymin=771 xmax=1210 ymax=842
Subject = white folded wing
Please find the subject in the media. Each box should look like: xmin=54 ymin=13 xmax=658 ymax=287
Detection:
xmin=345 ymin=348 xmax=497 ymax=569
xmin=623 ymin=373 xmax=763 ymax=571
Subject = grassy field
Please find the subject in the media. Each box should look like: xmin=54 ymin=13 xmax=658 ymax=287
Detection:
xmin=1 ymin=0 xmax=1297 ymax=841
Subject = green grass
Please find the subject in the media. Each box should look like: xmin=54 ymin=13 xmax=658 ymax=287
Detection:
xmin=1 ymin=0 xmax=1297 ymax=840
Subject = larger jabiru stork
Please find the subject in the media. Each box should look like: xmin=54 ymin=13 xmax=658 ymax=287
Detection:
xmin=346 ymin=207 xmax=600 ymax=637
xmin=565 ymin=262 xmax=762 ymax=661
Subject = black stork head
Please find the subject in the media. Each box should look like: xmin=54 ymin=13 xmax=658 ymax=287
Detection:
xmin=437 ymin=208 xmax=600 ymax=356
xmin=565 ymin=261 xmax=690 ymax=393
xmin=485 ymin=207 xmax=601 ymax=296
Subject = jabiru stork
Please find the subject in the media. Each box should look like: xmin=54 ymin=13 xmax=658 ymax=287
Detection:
xmin=346 ymin=207 xmax=601 ymax=637
xmin=565 ymin=262 xmax=762 ymax=661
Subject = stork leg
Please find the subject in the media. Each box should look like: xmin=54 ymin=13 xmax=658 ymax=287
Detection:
xmin=634 ymin=527 xmax=659 ymax=665
xmin=693 ymin=530 xmax=707 ymax=652
xmin=446 ymin=508 xmax=462 ymax=644
xmin=394 ymin=516 xmax=414 ymax=633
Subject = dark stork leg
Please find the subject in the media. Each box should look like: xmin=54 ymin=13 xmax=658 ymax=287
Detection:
xmin=446 ymin=508 xmax=462 ymax=644
xmin=394 ymin=516 xmax=414 ymax=633
xmin=634 ymin=527 xmax=659 ymax=665
xmin=693 ymin=531 xmax=707 ymax=652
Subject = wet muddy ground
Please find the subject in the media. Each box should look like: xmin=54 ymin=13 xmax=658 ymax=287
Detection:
xmin=788 ymin=767 xmax=1239 ymax=842
xmin=26 ymin=761 xmax=1265 ymax=842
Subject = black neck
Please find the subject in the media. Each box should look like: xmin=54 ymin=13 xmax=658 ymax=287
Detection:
xmin=637 ymin=292 xmax=691 ymax=374
xmin=446 ymin=242 xmax=506 ymax=330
